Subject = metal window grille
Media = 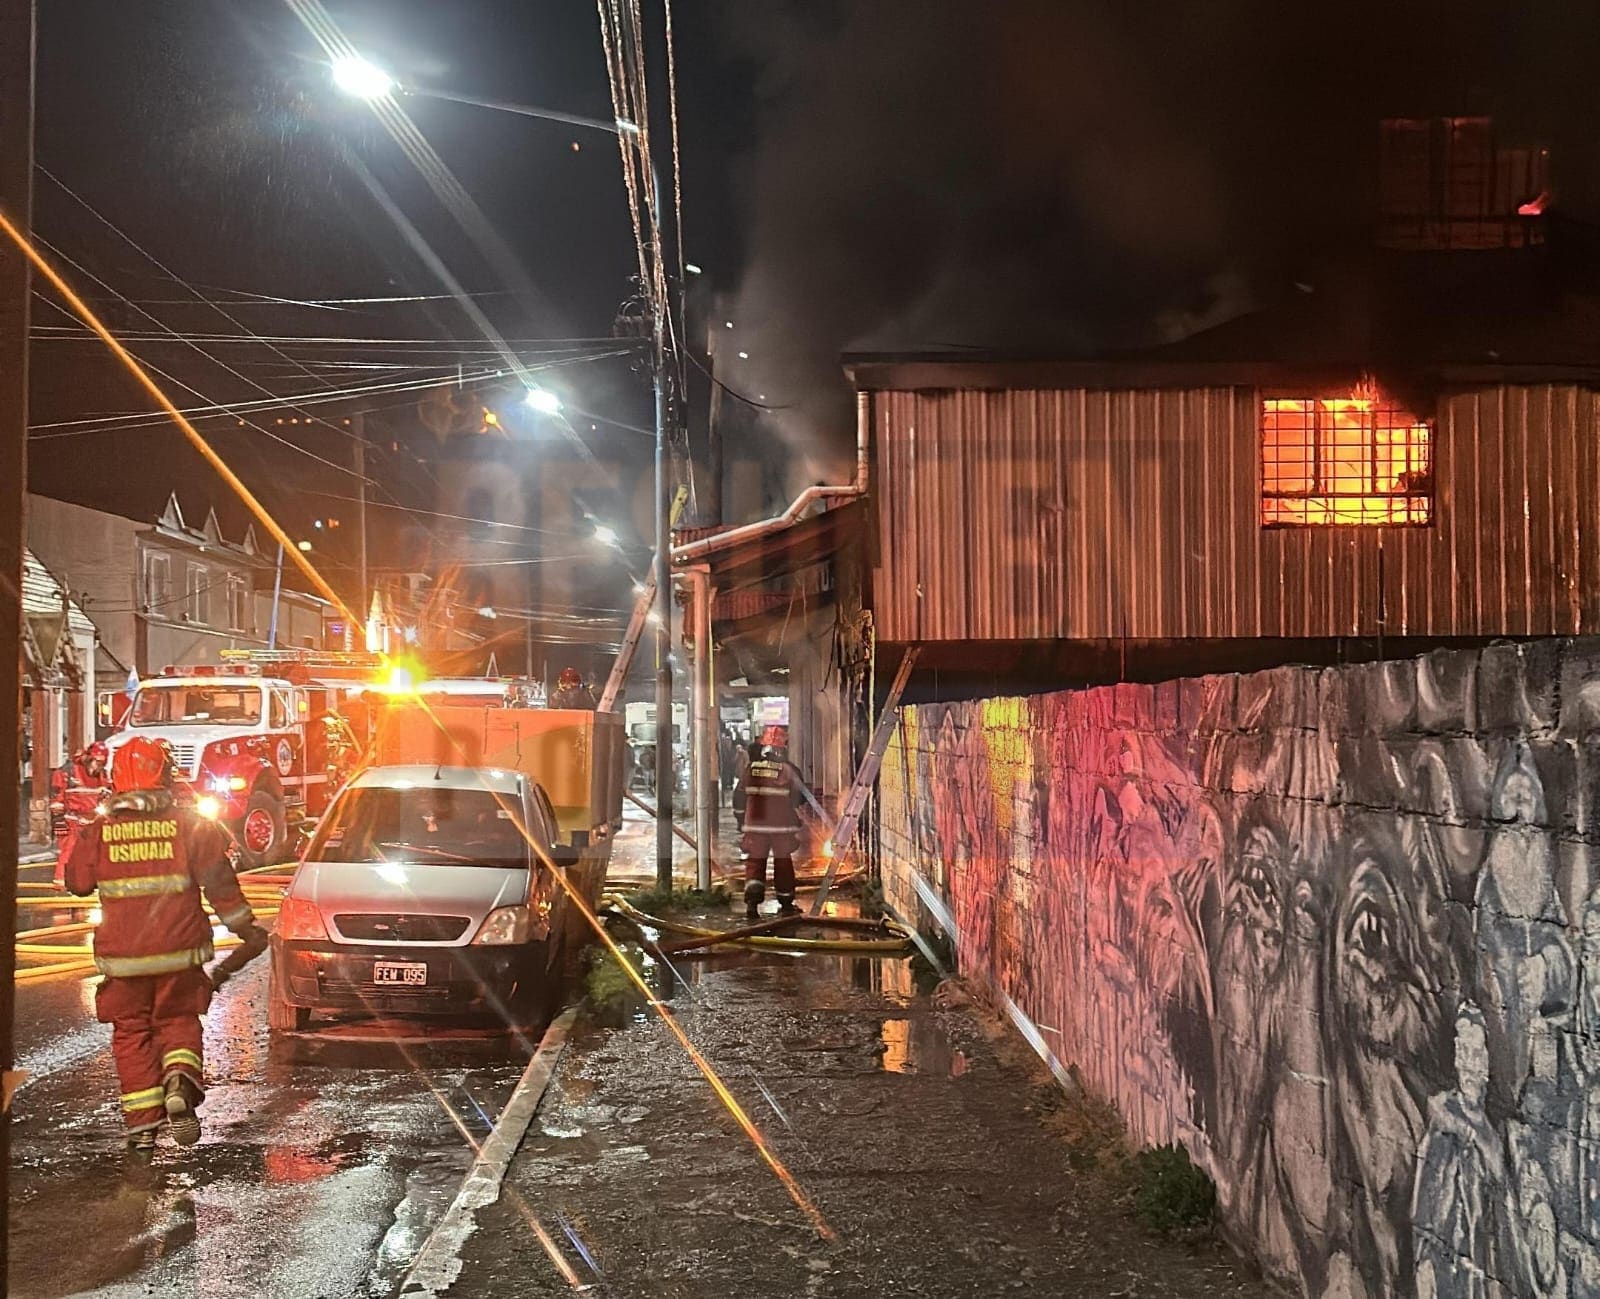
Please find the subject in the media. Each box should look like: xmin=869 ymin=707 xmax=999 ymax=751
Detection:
xmin=1261 ymin=395 xmax=1433 ymax=526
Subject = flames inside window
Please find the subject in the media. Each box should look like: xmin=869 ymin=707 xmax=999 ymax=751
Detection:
xmin=1261 ymin=390 xmax=1433 ymax=526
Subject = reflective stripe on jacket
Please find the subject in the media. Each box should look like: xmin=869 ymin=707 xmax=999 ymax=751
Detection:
xmin=63 ymin=790 xmax=255 ymax=976
xmin=743 ymin=754 xmax=800 ymax=834
xmin=95 ymin=941 xmax=215 ymax=978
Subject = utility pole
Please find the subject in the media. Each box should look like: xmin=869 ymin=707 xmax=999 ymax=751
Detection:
xmin=0 ymin=0 xmax=35 ymax=1275
xmin=704 ymin=303 xmax=724 ymax=527
xmin=653 ymin=340 xmax=673 ymax=891
xmin=352 ymin=410 xmax=368 ymax=614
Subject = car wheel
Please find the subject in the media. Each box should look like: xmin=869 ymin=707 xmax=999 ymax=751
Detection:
xmin=267 ymin=964 xmax=310 ymax=1032
xmin=238 ymin=791 xmax=286 ymax=868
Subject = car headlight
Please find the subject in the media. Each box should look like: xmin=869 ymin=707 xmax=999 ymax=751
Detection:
xmin=206 ymin=775 xmax=249 ymax=794
xmin=275 ymin=896 xmax=328 ymax=942
xmin=195 ymin=795 xmax=223 ymax=820
xmin=472 ymin=905 xmax=530 ymax=946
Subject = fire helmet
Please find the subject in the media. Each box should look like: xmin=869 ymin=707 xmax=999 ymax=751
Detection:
xmin=86 ymin=741 xmax=110 ymax=767
xmin=760 ymin=724 xmax=788 ymax=749
xmin=557 ymin=667 xmax=583 ymax=689
xmin=111 ymin=737 xmax=173 ymax=793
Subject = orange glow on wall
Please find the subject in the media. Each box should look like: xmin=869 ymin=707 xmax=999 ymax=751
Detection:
xmin=1261 ymin=387 xmax=1433 ymax=526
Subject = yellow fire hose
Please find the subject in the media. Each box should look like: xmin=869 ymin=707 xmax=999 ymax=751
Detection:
xmin=602 ymin=893 xmax=912 ymax=955
xmin=13 ymin=880 xmax=285 ymax=983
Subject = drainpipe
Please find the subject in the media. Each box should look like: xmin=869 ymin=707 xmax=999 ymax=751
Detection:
xmin=670 ymin=392 xmax=870 ymax=567
xmin=683 ymin=564 xmax=715 ymax=891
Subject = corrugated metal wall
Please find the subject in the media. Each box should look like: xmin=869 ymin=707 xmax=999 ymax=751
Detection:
xmin=871 ymin=384 xmax=1600 ymax=641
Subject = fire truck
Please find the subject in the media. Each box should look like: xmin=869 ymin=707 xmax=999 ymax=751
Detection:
xmin=105 ymin=650 xmax=375 ymax=867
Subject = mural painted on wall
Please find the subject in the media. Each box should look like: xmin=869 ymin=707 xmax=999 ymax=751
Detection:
xmin=881 ymin=644 xmax=1600 ymax=1298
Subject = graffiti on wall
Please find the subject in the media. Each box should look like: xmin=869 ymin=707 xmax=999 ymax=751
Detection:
xmin=881 ymin=647 xmax=1600 ymax=1298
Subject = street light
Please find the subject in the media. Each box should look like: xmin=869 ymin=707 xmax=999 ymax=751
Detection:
xmin=524 ymin=386 xmax=561 ymax=415
xmin=592 ymin=523 xmax=619 ymax=547
xmin=331 ymin=55 xmax=396 ymax=100
xmin=335 ymin=57 xmax=679 ymax=891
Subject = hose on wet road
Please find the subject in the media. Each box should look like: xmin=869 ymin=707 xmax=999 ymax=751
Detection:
xmin=601 ymin=893 xmax=914 ymax=955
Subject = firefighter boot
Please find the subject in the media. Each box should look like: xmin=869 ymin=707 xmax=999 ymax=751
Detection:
xmin=126 ymin=1129 xmax=157 ymax=1157
xmin=744 ymin=879 xmax=765 ymax=921
xmin=163 ymin=1074 xmax=202 ymax=1147
xmin=776 ymin=896 xmax=801 ymax=917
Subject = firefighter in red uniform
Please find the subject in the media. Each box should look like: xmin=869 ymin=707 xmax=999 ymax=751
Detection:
xmin=64 ymin=737 xmax=261 ymax=1153
xmin=742 ymin=725 xmax=803 ymax=919
xmin=51 ymin=741 xmax=111 ymax=883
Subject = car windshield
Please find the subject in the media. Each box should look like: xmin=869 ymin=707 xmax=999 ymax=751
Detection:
xmin=131 ymin=685 xmax=262 ymax=727
xmin=310 ymin=785 xmax=530 ymax=868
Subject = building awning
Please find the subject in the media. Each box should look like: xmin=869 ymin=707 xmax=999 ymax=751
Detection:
xmin=22 ymin=612 xmax=83 ymax=690
xmin=674 ymin=500 xmax=866 ymax=595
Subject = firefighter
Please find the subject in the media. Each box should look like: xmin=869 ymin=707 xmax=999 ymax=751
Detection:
xmin=548 ymin=666 xmax=598 ymax=710
xmin=64 ymin=736 xmax=262 ymax=1154
xmin=51 ymin=741 xmax=112 ymax=881
xmin=741 ymin=725 xmax=802 ymax=919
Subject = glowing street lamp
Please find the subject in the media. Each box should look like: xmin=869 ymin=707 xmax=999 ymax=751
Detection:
xmin=524 ymin=386 xmax=562 ymax=415
xmin=331 ymin=54 xmax=396 ymax=101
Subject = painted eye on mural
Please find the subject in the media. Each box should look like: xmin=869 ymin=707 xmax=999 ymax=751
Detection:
xmin=1349 ymin=904 xmax=1389 ymax=958
xmin=1240 ymin=858 xmax=1277 ymax=910
xmin=1342 ymin=871 xmax=1400 ymax=969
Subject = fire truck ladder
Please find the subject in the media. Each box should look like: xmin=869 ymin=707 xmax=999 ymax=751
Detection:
xmin=221 ymin=647 xmax=382 ymax=671
xmin=599 ymin=564 xmax=657 ymax=713
xmin=808 ymin=646 xmax=920 ymax=916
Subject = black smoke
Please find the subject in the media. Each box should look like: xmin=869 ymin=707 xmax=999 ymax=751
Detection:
xmin=713 ymin=0 xmax=1600 ymax=485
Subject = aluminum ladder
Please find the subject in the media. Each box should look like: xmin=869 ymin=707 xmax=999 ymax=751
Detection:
xmin=598 ymin=564 xmax=657 ymax=713
xmin=808 ymin=646 xmax=920 ymax=915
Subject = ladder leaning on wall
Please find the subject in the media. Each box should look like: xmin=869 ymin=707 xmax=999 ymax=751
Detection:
xmin=809 ymin=646 xmax=921 ymax=916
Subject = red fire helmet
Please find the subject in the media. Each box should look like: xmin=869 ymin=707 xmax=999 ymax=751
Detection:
xmin=557 ymin=667 xmax=583 ymax=689
xmin=111 ymin=737 xmax=172 ymax=793
xmin=86 ymin=741 xmax=110 ymax=766
xmin=760 ymin=724 xmax=789 ymax=748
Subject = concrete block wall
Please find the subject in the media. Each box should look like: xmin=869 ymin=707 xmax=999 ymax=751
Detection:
xmin=878 ymin=640 xmax=1600 ymax=1298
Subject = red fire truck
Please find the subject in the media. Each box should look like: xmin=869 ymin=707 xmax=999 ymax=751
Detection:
xmin=104 ymin=650 xmax=374 ymax=866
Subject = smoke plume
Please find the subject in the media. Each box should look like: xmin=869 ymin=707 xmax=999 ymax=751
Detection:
xmin=716 ymin=0 xmax=1599 ymax=487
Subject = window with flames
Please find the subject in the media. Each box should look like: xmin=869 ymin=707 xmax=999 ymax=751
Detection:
xmin=1261 ymin=388 xmax=1433 ymax=526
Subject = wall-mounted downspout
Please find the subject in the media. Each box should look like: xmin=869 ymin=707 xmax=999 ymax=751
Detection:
xmin=682 ymin=563 xmax=716 ymax=891
xmin=670 ymin=392 xmax=870 ymax=567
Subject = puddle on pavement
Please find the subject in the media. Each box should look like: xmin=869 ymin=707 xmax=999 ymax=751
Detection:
xmin=878 ymin=1015 xmax=968 ymax=1076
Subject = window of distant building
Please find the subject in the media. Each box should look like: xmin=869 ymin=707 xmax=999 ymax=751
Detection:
xmin=186 ymin=563 xmax=207 ymax=622
xmin=227 ymin=575 xmax=250 ymax=632
xmin=143 ymin=552 xmax=171 ymax=611
xmin=1261 ymin=386 xmax=1433 ymax=526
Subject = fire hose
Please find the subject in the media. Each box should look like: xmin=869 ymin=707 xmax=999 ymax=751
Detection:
xmin=601 ymin=893 xmax=912 ymax=955
xmin=13 ymin=880 xmax=285 ymax=984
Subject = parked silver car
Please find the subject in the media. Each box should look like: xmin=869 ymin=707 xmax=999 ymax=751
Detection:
xmin=267 ymin=764 xmax=575 ymax=1030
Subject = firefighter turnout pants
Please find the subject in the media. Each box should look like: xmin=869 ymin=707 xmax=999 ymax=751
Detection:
xmin=96 ymin=968 xmax=211 ymax=1134
xmin=742 ymin=832 xmax=797 ymax=901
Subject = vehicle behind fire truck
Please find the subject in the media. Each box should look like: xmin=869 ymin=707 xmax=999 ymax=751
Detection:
xmin=105 ymin=654 xmax=369 ymax=866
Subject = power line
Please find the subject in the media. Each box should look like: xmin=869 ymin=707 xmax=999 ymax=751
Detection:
xmin=39 ymin=165 xmax=374 ymax=453
xmin=686 ymin=346 xmax=791 ymax=412
xmin=32 ymin=289 xmax=371 ymax=480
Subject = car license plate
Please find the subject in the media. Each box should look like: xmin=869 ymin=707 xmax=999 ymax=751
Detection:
xmin=373 ymin=960 xmax=428 ymax=986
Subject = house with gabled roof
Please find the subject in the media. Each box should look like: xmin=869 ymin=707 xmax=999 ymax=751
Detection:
xmin=27 ymin=492 xmax=339 ymax=683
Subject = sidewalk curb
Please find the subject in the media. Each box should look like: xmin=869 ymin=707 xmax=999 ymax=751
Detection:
xmin=400 ymin=1005 xmax=578 ymax=1298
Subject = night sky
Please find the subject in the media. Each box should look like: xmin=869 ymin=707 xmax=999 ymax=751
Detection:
xmin=25 ymin=1 xmax=1600 ymax=564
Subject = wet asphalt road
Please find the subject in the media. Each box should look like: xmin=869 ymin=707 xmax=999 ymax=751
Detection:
xmin=7 ymin=959 xmax=543 ymax=1299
